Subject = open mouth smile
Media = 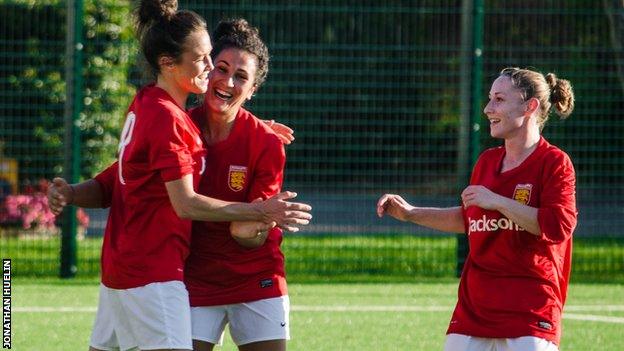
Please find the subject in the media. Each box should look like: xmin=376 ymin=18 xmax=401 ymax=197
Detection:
xmin=215 ymin=88 xmax=233 ymax=101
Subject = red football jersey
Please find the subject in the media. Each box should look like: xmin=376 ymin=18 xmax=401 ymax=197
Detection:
xmin=448 ymin=137 xmax=577 ymax=345
xmin=184 ymin=106 xmax=287 ymax=306
xmin=94 ymin=84 xmax=206 ymax=289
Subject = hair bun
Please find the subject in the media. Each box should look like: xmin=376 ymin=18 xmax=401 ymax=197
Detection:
xmin=546 ymin=72 xmax=575 ymax=119
xmin=545 ymin=73 xmax=558 ymax=91
xmin=213 ymin=18 xmax=256 ymax=42
xmin=138 ymin=0 xmax=178 ymax=26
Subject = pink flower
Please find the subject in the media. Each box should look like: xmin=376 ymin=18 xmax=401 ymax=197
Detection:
xmin=0 ymin=179 xmax=89 ymax=232
xmin=76 ymin=208 xmax=89 ymax=228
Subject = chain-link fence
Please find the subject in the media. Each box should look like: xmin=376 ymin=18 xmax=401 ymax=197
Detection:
xmin=1 ymin=0 xmax=622 ymax=282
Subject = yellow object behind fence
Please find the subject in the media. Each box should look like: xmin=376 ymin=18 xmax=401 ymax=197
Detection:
xmin=0 ymin=158 xmax=18 ymax=194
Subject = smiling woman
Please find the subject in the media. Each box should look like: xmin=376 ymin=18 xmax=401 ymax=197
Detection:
xmin=377 ymin=67 xmax=577 ymax=351
xmin=207 ymin=49 xmax=259 ymax=116
xmin=484 ymin=68 xmax=574 ymax=147
xmin=163 ymin=29 xmax=213 ymax=103
xmin=184 ymin=18 xmax=292 ymax=351
xmin=45 ymin=2 xmax=312 ymax=351
xmin=204 ymin=18 xmax=269 ymax=122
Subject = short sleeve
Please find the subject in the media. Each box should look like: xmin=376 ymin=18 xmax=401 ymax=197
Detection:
xmin=246 ymin=134 xmax=286 ymax=202
xmin=94 ymin=162 xmax=118 ymax=208
xmin=148 ymin=109 xmax=196 ymax=182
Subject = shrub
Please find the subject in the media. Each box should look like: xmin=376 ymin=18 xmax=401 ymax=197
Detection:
xmin=0 ymin=179 xmax=89 ymax=234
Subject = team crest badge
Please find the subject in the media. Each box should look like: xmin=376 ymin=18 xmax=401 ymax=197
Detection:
xmin=228 ymin=165 xmax=247 ymax=192
xmin=513 ymin=183 xmax=533 ymax=205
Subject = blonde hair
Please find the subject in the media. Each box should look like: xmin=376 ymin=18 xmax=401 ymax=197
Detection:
xmin=499 ymin=67 xmax=575 ymax=130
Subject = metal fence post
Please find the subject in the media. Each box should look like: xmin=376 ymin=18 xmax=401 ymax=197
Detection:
xmin=457 ymin=0 xmax=484 ymax=277
xmin=60 ymin=0 xmax=84 ymax=278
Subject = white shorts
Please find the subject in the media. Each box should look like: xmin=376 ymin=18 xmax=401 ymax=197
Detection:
xmin=444 ymin=333 xmax=559 ymax=351
xmin=191 ymin=295 xmax=290 ymax=346
xmin=90 ymin=281 xmax=192 ymax=351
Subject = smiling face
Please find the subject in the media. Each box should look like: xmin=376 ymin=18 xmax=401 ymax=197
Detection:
xmin=205 ymin=47 xmax=258 ymax=116
xmin=483 ymin=75 xmax=530 ymax=140
xmin=170 ymin=29 xmax=214 ymax=95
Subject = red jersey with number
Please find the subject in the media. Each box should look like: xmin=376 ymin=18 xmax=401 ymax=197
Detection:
xmin=184 ymin=106 xmax=287 ymax=306
xmin=447 ymin=137 xmax=577 ymax=345
xmin=94 ymin=84 xmax=206 ymax=289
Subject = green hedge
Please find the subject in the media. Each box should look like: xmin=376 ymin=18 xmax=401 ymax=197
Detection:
xmin=1 ymin=234 xmax=622 ymax=283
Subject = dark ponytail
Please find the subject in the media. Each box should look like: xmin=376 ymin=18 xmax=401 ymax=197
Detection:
xmin=134 ymin=0 xmax=207 ymax=78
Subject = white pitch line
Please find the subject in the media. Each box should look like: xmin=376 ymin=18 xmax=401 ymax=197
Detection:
xmin=563 ymin=313 xmax=624 ymax=324
xmin=14 ymin=305 xmax=624 ymax=313
xmin=564 ymin=305 xmax=624 ymax=312
xmin=15 ymin=307 xmax=97 ymax=313
xmin=291 ymin=305 xmax=451 ymax=312
xmin=14 ymin=306 xmax=452 ymax=313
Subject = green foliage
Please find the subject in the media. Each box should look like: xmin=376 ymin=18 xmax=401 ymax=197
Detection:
xmin=79 ymin=0 xmax=137 ymax=176
xmin=2 ymin=235 xmax=623 ymax=283
xmin=0 ymin=2 xmax=65 ymax=180
xmin=0 ymin=0 xmax=136 ymax=181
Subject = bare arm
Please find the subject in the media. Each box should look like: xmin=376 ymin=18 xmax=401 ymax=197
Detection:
xmin=376 ymin=194 xmax=465 ymax=233
xmin=71 ymin=179 xmax=105 ymax=208
xmin=47 ymin=177 xmax=104 ymax=215
xmin=406 ymin=206 xmax=465 ymax=233
xmin=461 ymin=185 xmax=540 ymax=235
xmin=165 ymin=174 xmax=312 ymax=232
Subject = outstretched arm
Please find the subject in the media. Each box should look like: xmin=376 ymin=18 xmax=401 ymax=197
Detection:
xmin=376 ymin=194 xmax=464 ymax=233
xmin=47 ymin=178 xmax=105 ymax=215
xmin=165 ymin=174 xmax=311 ymax=232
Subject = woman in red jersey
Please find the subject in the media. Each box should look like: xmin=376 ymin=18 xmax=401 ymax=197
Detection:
xmin=47 ymin=2 xmax=310 ymax=351
xmin=377 ymin=67 xmax=576 ymax=351
xmin=185 ymin=18 xmax=293 ymax=351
